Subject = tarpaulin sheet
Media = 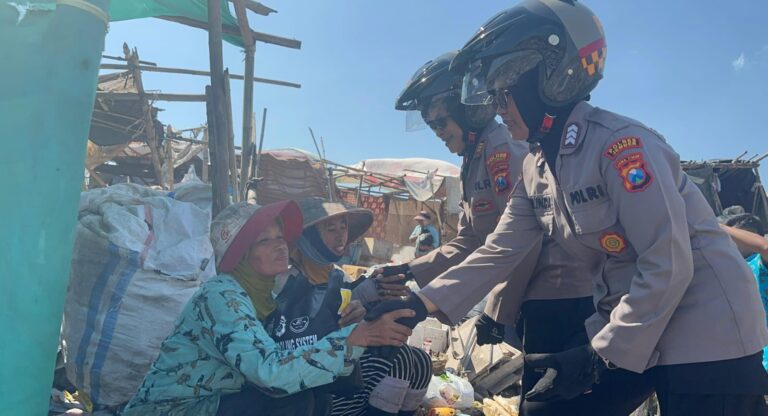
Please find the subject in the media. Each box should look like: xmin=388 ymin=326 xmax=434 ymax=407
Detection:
xmin=109 ymin=0 xmax=243 ymax=46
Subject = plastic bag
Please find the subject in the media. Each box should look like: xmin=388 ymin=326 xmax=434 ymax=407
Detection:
xmin=422 ymin=373 xmax=475 ymax=409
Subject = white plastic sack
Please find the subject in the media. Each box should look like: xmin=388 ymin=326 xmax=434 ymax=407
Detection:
xmin=422 ymin=373 xmax=475 ymax=410
xmin=62 ymin=183 xmax=214 ymax=406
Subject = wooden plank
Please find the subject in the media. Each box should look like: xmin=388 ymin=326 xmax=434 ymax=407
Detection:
xmin=99 ymin=63 xmax=301 ymax=89
xmin=208 ymin=0 xmax=232 ymax=216
xmin=157 ymin=15 xmax=301 ymax=49
xmin=234 ymin=0 xmax=255 ymax=199
xmin=223 ymin=69 xmax=240 ymax=202
xmin=96 ymin=91 xmax=208 ymax=102
xmin=228 ymin=0 xmax=276 ymax=16
xmin=123 ymin=43 xmax=171 ymax=189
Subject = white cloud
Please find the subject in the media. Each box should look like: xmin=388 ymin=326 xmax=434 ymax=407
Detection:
xmin=732 ymin=52 xmax=746 ymax=71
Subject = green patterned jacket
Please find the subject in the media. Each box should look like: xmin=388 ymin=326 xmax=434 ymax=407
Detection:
xmin=122 ymin=274 xmax=363 ymax=416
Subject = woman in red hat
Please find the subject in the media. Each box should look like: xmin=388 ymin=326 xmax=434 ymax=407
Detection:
xmin=123 ymin=201 xmax=415 ymax=416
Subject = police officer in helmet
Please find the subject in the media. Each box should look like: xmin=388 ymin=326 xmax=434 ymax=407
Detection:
xmin=370 ymin=1 xmax=768 ymax=415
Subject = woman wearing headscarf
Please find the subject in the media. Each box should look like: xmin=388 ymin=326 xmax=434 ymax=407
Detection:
xmin=122 ymin=201 xmax=415 ymax=416
xmin=268 ymin=197 xmax=432 ymax=416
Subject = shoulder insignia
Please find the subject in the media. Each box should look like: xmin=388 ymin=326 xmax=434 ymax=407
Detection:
xmin=604 ymin=136 xmax=642 ymax=160
xmin=614 ymin=152 xmax=653 ymax=193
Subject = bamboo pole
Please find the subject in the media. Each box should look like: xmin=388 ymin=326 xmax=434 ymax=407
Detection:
xmin=233 ymin=0 xmax=256 ymax=199
xmin=99 ymin=63 xmax=301 ymax=89
xmin=223 ymin=69 xmax=240 ymax=202
xmin=254 ymin=107 xmax=268 ymax=176
xmin=123 ymin=43 xmax=170 ymax=189
xmin=158 ymin=15 xmax=301 ymax=49
xmin=202 ymin=127 xmax=209 ymax=182
xmin=207 ymin=0 xmax=231 ymax=216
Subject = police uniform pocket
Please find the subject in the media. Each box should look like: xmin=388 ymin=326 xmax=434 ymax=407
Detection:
xmin=569 ymin=200 xmax=615 ymax=235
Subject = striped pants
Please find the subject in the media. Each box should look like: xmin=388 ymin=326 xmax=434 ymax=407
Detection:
xmin=331 ymin=345 xmax=432 ymax=416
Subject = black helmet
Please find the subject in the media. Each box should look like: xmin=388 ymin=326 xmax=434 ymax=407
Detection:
xmin=451 ymin=0 xmax=606 ymax=108
xmin=395 ymin=51 xmax=496 ymax=134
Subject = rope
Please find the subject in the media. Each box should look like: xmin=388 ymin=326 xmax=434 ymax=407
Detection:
xmin=57 ymin=0 xmax=108 ymax=26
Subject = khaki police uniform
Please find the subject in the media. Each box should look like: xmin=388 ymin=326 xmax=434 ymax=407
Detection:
xmin=409 ymin=120 xmax=593 ymax=325
xmin=420 ymin=101 xmax=768 ymax=373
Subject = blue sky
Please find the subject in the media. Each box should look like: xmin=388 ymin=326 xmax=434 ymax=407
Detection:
xmin=103 ymin=1 xmax=768 ymax=179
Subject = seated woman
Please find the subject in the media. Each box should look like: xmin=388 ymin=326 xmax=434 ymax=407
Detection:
xmin=122 ymin=201 xmax=415 ymax=416
xmin=268 ymin=197 xmax=431 ymax=416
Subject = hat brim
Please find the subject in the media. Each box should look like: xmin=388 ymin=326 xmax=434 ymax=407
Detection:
xmin=219 ymin=200 xmax=303 ymax=273
xmin=413 ymin=215 xmax=429 ymax=221
xmin=304 ymin=209 xmax=374 ymax=244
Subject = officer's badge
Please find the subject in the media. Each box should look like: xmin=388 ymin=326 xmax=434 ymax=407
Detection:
xmin=600 ymin=232 xmax=626 ymax=254
xmin=472 ymin=199 xmax=494 ymax=214
xmin=614 ymin=153 xmax=652 ymax=193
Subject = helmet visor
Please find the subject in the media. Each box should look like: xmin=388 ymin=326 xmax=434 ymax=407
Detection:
xmin=405 ymin=110 xmax=427 ymax=132
xmin=461 ymin=50 xmax=542 ymax=105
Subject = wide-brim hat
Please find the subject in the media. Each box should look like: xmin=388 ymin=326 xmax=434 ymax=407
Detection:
xmin=211 ymin=200 xmax=303 ymax=273
xmin=296 ymin=197 xmax=374 ymax=243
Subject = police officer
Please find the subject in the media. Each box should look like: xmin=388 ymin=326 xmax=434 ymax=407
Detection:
xmin=370 ymin=1 xmax=768 ymax=415
xmin=388 ymin=50 xmax=652 ymax=415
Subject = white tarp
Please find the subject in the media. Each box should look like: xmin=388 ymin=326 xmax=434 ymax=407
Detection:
xmin=351 ymin=158 xmax=462 ymax=213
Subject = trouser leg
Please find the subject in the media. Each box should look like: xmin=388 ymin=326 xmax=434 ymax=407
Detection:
xmin=652 ymin=352 xmax=768 ymax=416
xmin=518 ymin=297 xmax=654 ymax=416
xmin=217 ymin=388 xmax=316 ymax=416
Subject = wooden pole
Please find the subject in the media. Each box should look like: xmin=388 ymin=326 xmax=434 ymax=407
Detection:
xmin=202 ymin=126 xmax=209 ymax=182
xmin=207 ymin=0 xmax=231 ymax=216
xmin=233 ymin=0 xmax=256 ymax=199
xmin=254 ymin=107 xmax=268 ymax=177
xmin=123 ymin=43 xmax=169 ymax=189
xmin=223 ymin=69 xmax=240 ymax=202
xmin=99 ymin=63 xmax=301 ymax=89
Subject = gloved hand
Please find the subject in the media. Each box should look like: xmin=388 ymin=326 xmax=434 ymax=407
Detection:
xmin=475 ymin=314 xmax=505 ymax=346
xmin=524 ymin=344 xmax=607 ymax=402
xmin=365 ymin=293 xmax=428 ymax=329
xmin=375 ymin=263 xmax=414 ymax=283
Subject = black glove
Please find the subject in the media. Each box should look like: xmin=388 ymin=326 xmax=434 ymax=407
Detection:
xmin=475 ymin=314 xmax=505 ymax=346
xmin=524 ymin=344 xmax=607 ymax=402
xmin=364 ymin=293 xmax=428 ymax=329
xmin=376 ymin=264 xmax=414 ymax=283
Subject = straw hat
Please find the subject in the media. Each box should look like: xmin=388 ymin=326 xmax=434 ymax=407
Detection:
xmin=296 ymin=197 xmax=374 ymax=243
xmin=210 ymin=201 xmax=303 ymax=273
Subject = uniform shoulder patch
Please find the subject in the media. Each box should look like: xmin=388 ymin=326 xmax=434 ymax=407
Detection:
xmin=600 ymin=232 xmax=626 ymax=253
xmin=493 ymin=171 xmax=511 ymax=194
xmin=604 ymin=136 xmax=642 ymax=160
xmin=486 ymin=151 xmax=510 ymax=171
xmin=614 ymin=152 xmax=653 ymax=193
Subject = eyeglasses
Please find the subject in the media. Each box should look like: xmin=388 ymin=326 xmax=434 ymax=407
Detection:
xmin=424 ymin=115 xmax=451 ymax=131
xmin=487 ymin=88 xmax=512 ymax=109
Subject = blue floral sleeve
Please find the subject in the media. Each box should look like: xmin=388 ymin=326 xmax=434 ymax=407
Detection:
xmin=198 ymin=279 xmax=364 ymax=397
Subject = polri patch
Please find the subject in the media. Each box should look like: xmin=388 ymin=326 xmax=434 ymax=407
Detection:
xmin=493 ymin=172 xmax=511 ymax=194
xmin=486 ymin=151 xmax=510 ymax=173
xmin=472 ymin=199 xmax=494 ymax=213
xmin=614 ymin=153 xmax=653 ymax=193
xmin=600 ymin=232 xmax=626 ymax=253
xmin=604 ymin=136 xmax=642 ymax=160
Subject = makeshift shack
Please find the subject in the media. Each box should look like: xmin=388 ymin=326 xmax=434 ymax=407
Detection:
xmin=682 ymin=157 xmax=768 ymax=225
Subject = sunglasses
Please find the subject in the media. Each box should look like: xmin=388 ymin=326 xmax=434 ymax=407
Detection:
xmin=424 ymin=115 xmax=451 ymax=131
xmin=487 ymin=88 xmax=513 ymax=109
